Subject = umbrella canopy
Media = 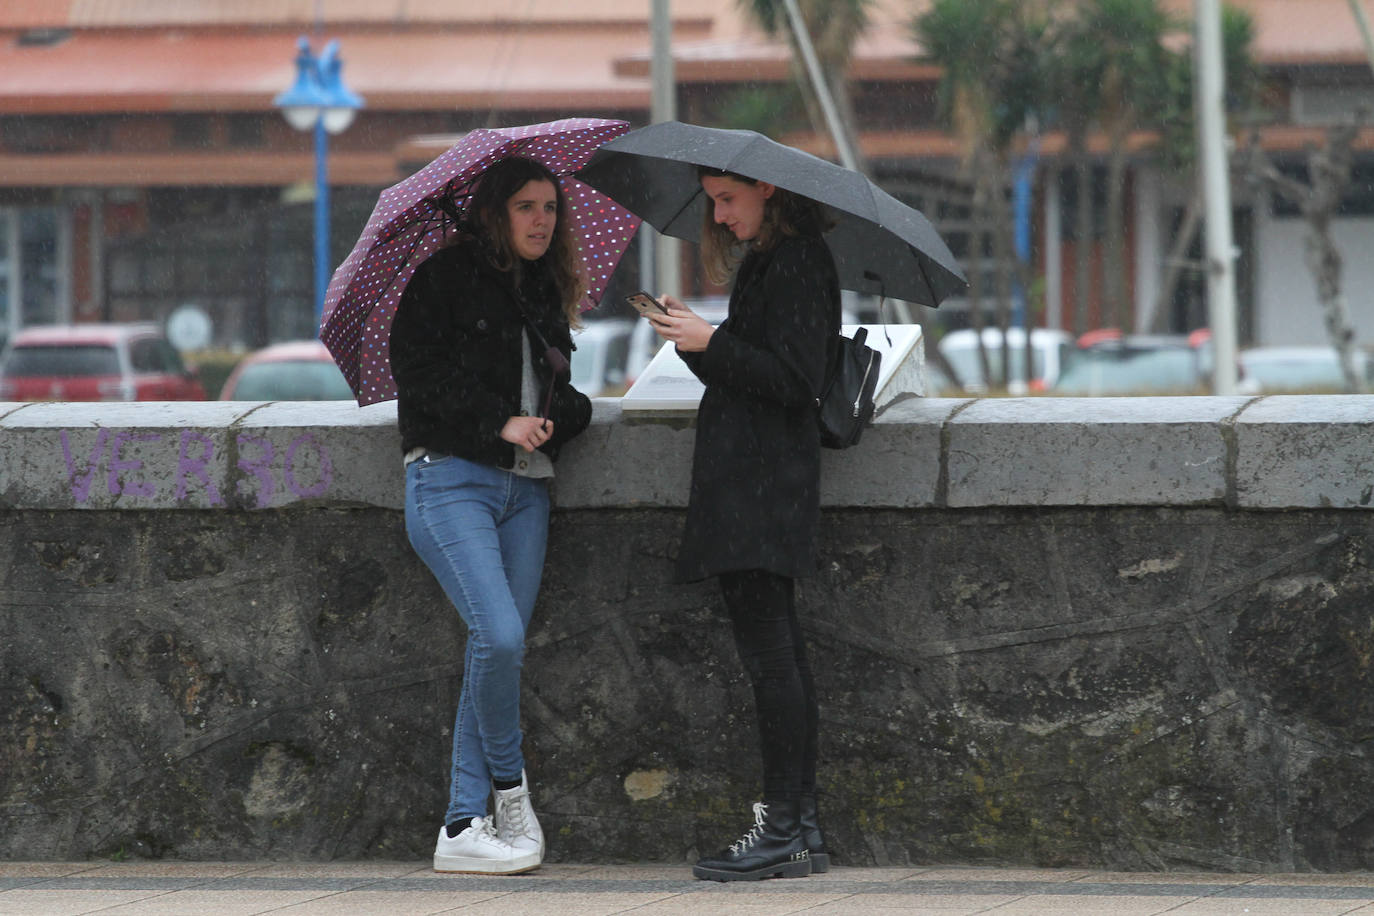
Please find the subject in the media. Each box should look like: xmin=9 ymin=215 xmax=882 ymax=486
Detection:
xmin=576 ymin=120 xmax=967 ymax=307
xmin=321 ymin=117 xmax=640 ymax=405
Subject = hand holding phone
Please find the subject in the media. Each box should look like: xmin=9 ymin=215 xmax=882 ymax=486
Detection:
xmin=626 ymin=291 xmax=669 ymax=320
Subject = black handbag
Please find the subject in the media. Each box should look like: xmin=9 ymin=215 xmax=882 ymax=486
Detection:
xmin=816 ymin=326 xmax=881 ymax=449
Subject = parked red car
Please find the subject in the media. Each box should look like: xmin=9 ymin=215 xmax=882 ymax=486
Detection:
xmin=0 ymin=323 xmax=206 ymax=401
xmin=218 ymin=340 xmax=354 ymax=401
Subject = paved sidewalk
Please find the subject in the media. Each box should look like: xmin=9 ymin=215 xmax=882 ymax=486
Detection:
xmin=2 ymin=862 xmax=1373 ymax=915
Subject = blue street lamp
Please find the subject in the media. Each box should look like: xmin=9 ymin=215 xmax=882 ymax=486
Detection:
xmin=274 ymin=37 xmax=364 ymax=328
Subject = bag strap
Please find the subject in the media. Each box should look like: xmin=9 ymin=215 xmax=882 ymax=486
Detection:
xmin=508 ymin=277 xmax=570 ymax=421
xmin=507 ymin=277 xmax=560 ymax=356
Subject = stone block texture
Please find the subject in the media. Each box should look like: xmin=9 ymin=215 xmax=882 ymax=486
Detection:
xmin=2 ymin=505 xmax=1372 ymax=870
xmin=2 ymin=396 xmax=1373 ymax=870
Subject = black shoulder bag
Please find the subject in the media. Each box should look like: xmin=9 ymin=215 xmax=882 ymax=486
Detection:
xmin=816 ymin=326 xmax=881 ymax=449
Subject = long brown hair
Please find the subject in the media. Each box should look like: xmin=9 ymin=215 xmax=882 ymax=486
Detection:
xmin=467 ymin=156 xmax=586 ymax=327
xmin=696 ymin=167 xmax=832 ymax=287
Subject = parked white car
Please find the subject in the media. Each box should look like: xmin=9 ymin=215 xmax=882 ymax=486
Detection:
xmin=571 ymin=318 xmax=636 ymax=397
xmin=937 ymin=327 xmax=1075 ymax=395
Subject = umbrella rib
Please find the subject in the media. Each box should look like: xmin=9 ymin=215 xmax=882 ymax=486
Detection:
xmin=369 ymin=220 xmax=407 ymax=252
xmin=368 ymin=209 xmax=441 ymax=255
xmin=360 ymin=224 xmax=438 ymax=327
xmin=720 ymin=135 xmax=771 ymax=183
xmin=661 ymin=185 xmax=705 ymax=239
xmin=913 ymin=246 xmax=938 ymax=307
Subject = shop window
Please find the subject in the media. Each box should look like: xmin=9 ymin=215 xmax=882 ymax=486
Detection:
xmin=227 ymin=115 xmax=265 ymax=148
xmin=20 ymin=209 xmax=60 ymax=325
xmin=145 ymin=255 xmax=174 ymax=294
xmin=110 ymin=251 xmax=141 ymax=295
xmin=173 ymin=116 xmax=212 ymax=150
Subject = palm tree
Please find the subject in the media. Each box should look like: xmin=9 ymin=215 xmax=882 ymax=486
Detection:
xmin=1042 ymin=6 xmax=1106 ymax=336
xmin=915 ymin=0 xmax=1055 ymax=388
xmin=1073 ymin=0 xmax=1177 ymax=332
xmin=741 ymin=0 xmax=875 ymax=171
xmin=707 ymin=84 xmax=810 ymax=139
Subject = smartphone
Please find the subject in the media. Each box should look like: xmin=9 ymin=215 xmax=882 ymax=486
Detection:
xmin=626 ymin=291 xmax=669 ymax=319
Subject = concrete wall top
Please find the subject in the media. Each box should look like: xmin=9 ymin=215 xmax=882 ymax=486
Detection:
xmin=2 ymin=394 xmax=1371 ymax=511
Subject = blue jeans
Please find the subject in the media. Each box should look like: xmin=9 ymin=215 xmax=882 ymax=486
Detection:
xmin=405 ymin=454 xmax=549 ymax=823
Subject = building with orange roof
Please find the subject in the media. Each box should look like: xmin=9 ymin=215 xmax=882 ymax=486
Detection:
xmin=0 ymin=0 xmax=1371 ymax=356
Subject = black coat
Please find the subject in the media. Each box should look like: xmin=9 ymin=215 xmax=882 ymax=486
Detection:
xmin=390 ymin=237 xmax=591 ymax=469
xmin=675 ymin=233 xmax=840 ymax=582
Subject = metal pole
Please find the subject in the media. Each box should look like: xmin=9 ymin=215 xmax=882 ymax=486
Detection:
xmin=1044 ymin=170 xmax=1063 ymax=331
xmin=1196 ymin=0 xmax=1238 ymax=394
xmin=779 ymin=0 xmax=860 ymax=171
xmin=6 ymin=209 xmax=20 ymax=338
xmin=650 ymin=0 xmax=681 ymax=301
xmin=313 ymin=117 xmax=330 ymax=330
xmin=56 ymin=202 xmax=73 ymax=324
xmin=90 ymin=193 xmax=105 ymax=321
xmin=1012 ymin=138 xmax=1039 ymax=331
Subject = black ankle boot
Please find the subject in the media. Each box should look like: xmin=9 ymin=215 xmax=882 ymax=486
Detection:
xmin=693 ymin=800 xmax=811 ymax=881
xmin=800 ymin=794 xmax=829 ymax=872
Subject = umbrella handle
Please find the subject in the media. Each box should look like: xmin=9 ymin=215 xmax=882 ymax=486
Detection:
xmin=864 ymin=270 xmax=895 ymax=349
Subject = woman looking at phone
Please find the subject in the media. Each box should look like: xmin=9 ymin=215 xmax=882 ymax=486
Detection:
xmin=390 ymin=155 xmax=592 ymax=875
xmin=648 ymin=168 xmax=839 ymax=881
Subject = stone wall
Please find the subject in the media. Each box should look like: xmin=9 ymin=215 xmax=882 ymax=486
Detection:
xmin=1 ymin=396 xmax=1372 ymax=870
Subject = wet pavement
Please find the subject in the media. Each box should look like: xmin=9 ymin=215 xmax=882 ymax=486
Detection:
xmin=2 ymin=861 xmax=1374 ymax=915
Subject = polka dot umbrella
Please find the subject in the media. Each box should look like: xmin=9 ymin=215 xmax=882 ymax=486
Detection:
xmin=319 ymin=118 xmax=641 ymax=406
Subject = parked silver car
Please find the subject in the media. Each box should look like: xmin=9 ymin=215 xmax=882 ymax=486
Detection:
xmin=1237 ymin=346 xmax=1373 ymax=394
xmin=1051 ymin=330 xmax=1213 ymax=396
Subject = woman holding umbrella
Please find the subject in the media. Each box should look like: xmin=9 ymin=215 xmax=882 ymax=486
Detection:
xmin=651 ymin=169 xmax=838 ymax=882
xmin=390 ymin=155 xmax=592 ymax=875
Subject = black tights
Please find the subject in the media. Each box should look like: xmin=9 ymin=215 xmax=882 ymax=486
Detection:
xmin=718 ymin=569 xmax=819 ymax=801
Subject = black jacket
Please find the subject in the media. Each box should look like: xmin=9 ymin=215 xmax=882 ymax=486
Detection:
xmin=390 ymin=237 xmax=591 ymax=469
xmin=675 ymin=233 xmax=840 ymax=582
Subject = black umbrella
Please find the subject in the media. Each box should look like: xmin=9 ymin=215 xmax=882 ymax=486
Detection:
xmin=576 ymin=120 xmax=968 ymax=307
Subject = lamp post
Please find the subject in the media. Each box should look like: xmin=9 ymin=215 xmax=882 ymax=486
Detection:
xmin=274 ymin=37 xmax=363 ymax=329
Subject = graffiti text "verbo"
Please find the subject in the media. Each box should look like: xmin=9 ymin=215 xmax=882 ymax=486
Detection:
xmin=60 ymin=429 xmax=334 ymax=507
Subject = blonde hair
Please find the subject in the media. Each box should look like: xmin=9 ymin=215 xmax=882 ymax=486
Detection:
xmin=696 ymin=168 xmax=832 ymax=287
xmin=468 ymin=156 xmax=586 ymax=328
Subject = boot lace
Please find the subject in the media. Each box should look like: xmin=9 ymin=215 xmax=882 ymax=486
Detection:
xmin=729 ymin=802 xmax=769 ymax=856
xmin=472 ymin=816 xmax=501 ymax=843
xmin=496 ymin=786 xmax=531 ymax=839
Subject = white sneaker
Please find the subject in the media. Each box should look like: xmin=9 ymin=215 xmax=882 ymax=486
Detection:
xmin=493 ymin=770 xmax=545 ymax=860
xmin=433 ymin=816 xmax=540 ymax=874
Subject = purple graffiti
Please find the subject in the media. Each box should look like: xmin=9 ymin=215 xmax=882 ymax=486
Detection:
xmin=235 ymin=434 xmax=277 ymax=508
xmin=177 ymin=430 xmax=224 ymax=506
xmin=61 ymin=427 xmax=111 ymax=503
xmin=283 ymin=433 xmax=333 ymax=499
xmin=60 ymin=428 xmax=336 ymax=505
xmin=107 ymin=431 xmax=162 ymax=498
